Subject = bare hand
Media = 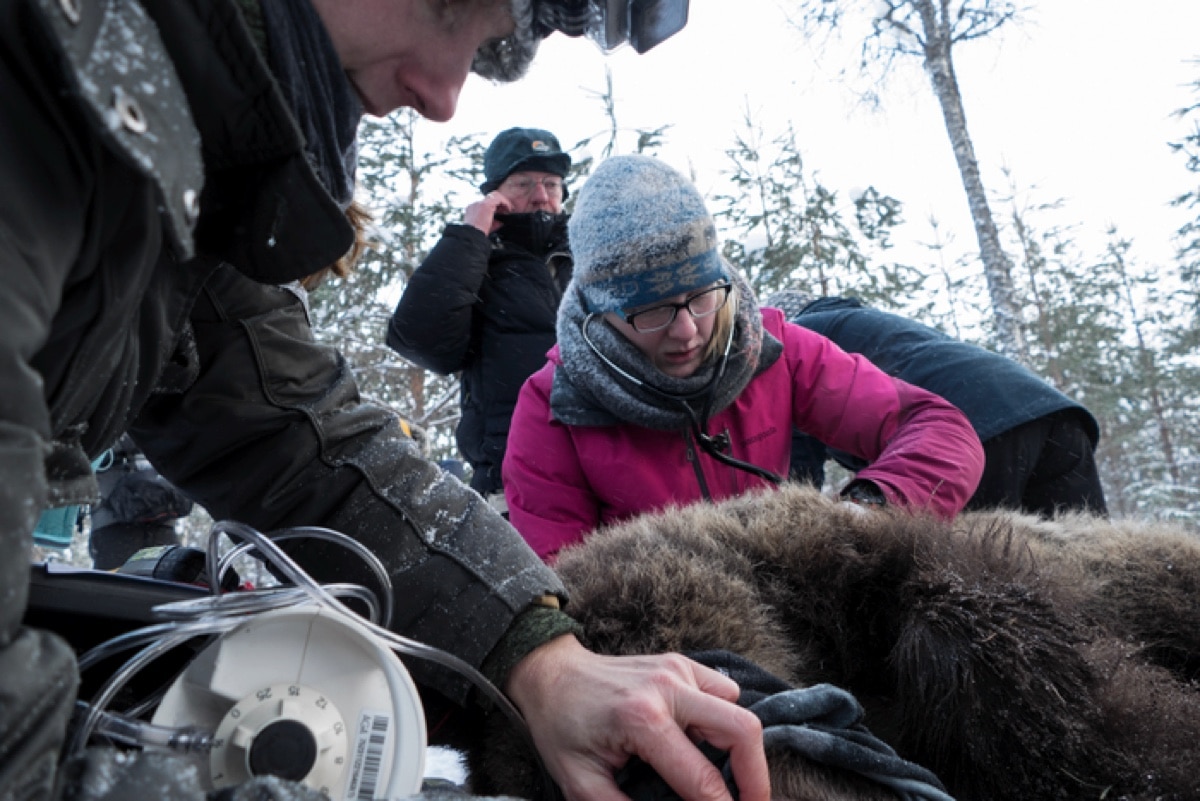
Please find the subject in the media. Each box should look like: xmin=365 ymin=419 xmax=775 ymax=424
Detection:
xmin=505 ymin=635 xmax=769 ymax=801
xmin=464 ymin=191 xmax=514 ymax=235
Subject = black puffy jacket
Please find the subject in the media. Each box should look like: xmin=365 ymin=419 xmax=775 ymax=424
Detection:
xmin=781 ymin=297 xmax=1101 ymax=493
xmin=387 ymin=213 xmax=572 ymax=495
xmin=790 ymin=297 xmax=1100 ymax=444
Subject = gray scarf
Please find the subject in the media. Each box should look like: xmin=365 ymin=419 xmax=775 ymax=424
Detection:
xmin=551 ymin=270 xmax=782 ymax=430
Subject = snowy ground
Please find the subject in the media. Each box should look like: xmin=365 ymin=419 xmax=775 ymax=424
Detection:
xmin=425 ymin=746 xmax=468 ymax=784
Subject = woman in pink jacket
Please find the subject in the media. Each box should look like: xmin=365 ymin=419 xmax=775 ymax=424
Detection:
xmin=503 ymin=155 xmax=984 ymax=561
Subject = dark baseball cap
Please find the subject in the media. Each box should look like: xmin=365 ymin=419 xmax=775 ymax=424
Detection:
xmin=480 ymin=128 xmax=572 ymax=194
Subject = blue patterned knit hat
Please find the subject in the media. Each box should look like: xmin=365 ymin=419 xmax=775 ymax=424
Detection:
xmin=569 ymin=155 xmax=729 ymax=315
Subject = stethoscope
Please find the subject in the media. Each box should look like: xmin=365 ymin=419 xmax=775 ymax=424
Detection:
xmin=579 ymin=301 xmax=783 ymax=485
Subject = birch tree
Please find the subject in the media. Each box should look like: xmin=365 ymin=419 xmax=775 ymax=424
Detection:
xmin=787 ymin=0 xmax=1029 ymax=361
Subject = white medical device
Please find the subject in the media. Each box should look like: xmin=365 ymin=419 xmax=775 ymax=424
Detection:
xmin=150 ymin=604 xmax=426 ymax=800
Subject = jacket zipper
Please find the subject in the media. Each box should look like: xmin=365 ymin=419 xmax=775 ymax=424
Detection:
xmin=683 ymin=429 xmax=713 ymax=501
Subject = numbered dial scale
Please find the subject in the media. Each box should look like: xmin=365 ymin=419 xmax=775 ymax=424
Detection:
xmin=152 ymin=605 xmax=425 ymax=800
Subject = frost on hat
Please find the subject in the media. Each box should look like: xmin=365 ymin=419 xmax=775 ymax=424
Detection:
xmin=472 ymin=0 xmax=542 ymax=82
xmin=764 ymin=288 xmax=817 ymax=321
xmin=570 ymin=155 xmax=728 ymax=315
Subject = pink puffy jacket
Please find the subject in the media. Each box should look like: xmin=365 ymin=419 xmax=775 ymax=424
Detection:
xmin=504 ymin=308 xmax=983 ymax=561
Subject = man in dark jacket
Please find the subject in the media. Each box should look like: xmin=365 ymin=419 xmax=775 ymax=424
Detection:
xmin=768 ymin=292 xmax=1108 ymax=517
xmin=388 ymin=128 xmax=573 ymax=510
xmin=0 ymin=2 xmax=767 ymax=801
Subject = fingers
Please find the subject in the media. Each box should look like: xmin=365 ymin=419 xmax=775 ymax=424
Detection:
xmin=464 ymin=192 xmax=513 ymax=234
xmin=553 ymin=755 xmax=635 ymax=801
xmin=687 ymin=658 xmax=743 ymax=704
xmin=724 ymin=736 xmax=771 ymax=801
xmin=644 ymin=657 xmax=768 ymax=801
xmin=668 ymin=679 xmax=769 ymax=801
xmin=631 ymin=716 xmax=744 ymax=801
xmin=549 ymin=684 xmax=735 ymax=801
xmin=488 ymin=190 xmax=514 ymax=214
xmin=506 ymin=640 xmax=769 ymax=801
xmin=571 ymin=655 xmax=767 ymax=801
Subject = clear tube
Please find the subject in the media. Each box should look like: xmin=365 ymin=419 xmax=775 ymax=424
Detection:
xmin=71 ymin=617 xmax=236 ymax=754
xmin=205 ymin=522 xmax=528 ymax=728
xmin=212 ymin=525 xmax=394 ymax=629
xmin=70 ymin=517 xmax=541 ymax=800
xmin=81 ymin=702 xmax=212 ymax=753
xmin=203 ymin=520 xmax=538 ymax=793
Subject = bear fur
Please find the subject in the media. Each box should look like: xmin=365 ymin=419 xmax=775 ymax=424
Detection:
xmin=468 ymin=484 xmax=1200 ymax=801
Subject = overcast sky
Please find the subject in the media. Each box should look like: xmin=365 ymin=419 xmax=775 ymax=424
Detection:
xmin=422 ymin=1 xmax=1200 ymax=270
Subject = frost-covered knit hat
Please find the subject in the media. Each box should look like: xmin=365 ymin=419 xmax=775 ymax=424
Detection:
xmin=569 ymin=155 xmax=729 ymax=315
xmin=764 ymin=288 xmax=817 ymax=321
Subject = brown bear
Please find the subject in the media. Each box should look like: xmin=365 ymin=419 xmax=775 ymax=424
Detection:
xmin=469 ymin=484 xmax=1200 ymax=801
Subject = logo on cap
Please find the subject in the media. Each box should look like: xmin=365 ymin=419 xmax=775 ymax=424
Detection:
xmin=531 ymin=140 xmax=551 ymax=152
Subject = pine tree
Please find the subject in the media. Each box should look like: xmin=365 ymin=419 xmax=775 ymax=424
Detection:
xmin=567 ymin=66 xmax=670 ymax=193
xmin=307 ymin=111 xmax=483 ymax=461
xmin=909 ymin=215 xmax=990 ymax=339
xmin=1169 ymin=62 xmax=1200 ymax=353
xmin=713 ymin=112 xmax=917 ymax=308
xmin=1098 ymin=236 xmax=1199 ymax=520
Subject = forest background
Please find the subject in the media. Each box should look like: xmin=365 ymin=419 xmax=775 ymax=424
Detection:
xmin=30 ymin=0 xmax=1191 ymax=568
xmin=25 ymin=5 xmax=1197 ymax=784
xmin=299 ymin=0 xmax=1200 ymax=527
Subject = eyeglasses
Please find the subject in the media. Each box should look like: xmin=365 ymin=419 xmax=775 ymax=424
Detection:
xmin=622 ymin=283 xmax=733 ymax=333
xmin=504 ymin=176 xmax=564 ymax=198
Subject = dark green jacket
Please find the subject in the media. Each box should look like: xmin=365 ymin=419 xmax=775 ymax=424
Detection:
xmin=2 ymin=0 xmax=565 ymax=725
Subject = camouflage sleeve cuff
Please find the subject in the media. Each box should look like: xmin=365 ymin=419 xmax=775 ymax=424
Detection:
xmin=480 ymin=604 xmax=584 ymax=704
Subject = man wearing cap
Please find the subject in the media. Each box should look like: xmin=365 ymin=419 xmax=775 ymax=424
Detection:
xmin=388 ymin=127 xmax=574 ymax=512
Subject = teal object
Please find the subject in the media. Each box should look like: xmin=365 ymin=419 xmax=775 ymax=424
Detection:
xmin=32 ymin=449 xmax=114 ymax=549
xmin=32 ymin=505 xmax=84 ymax=548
